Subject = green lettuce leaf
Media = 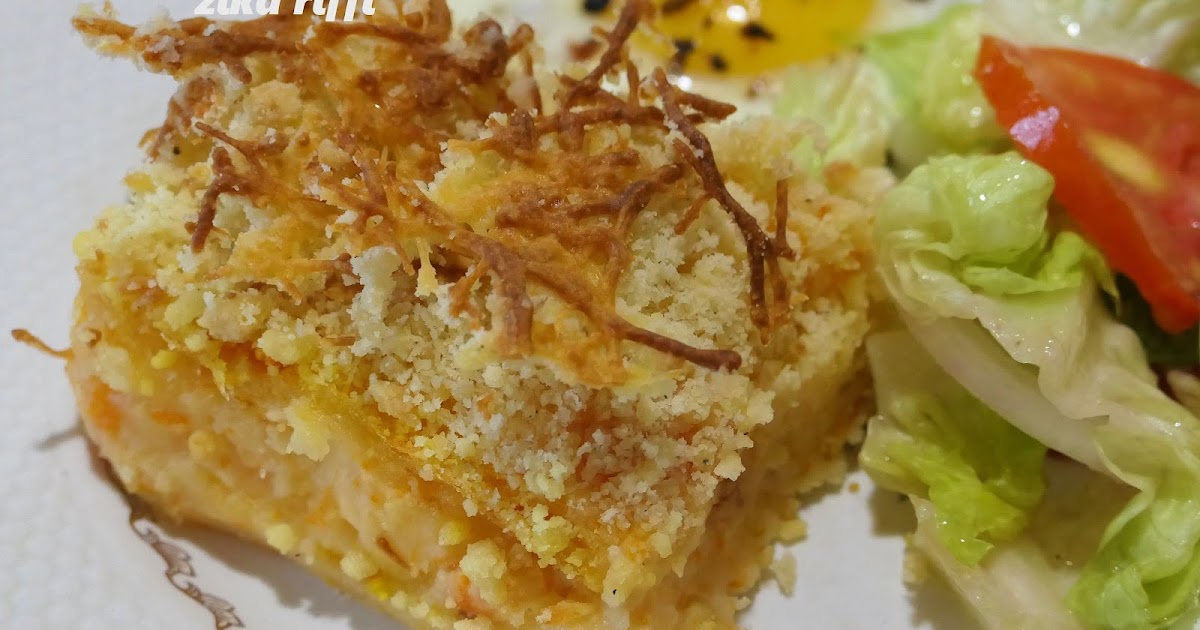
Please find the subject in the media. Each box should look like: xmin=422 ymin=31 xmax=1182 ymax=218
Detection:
xmin=864 ymin=5 xmax=1008 ymax=171
xmin=863 ymin=330 xmax=1047 ymax=565
xmin=982 ymin=0 xmax=1200 ymax=72
xmin=908 ymin=456 xmax=1135 ymax=630
xmin=875 ymin=152 xmax=1108 ymax=317
xmin=1107 ymin=275 xmax=1199 ymax=368
xmin=875 ymin=152 xmax=1200 ymax=629
xmin=774 ymin=53 xmax=899 ymax=168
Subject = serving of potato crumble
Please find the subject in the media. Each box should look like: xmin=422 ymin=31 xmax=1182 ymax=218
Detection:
xmin=65 ymin=1 xmax=876 ymax=627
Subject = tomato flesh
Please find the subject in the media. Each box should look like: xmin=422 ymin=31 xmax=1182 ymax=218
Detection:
xmin=975 ymin=35 xmax=1200 ymax=333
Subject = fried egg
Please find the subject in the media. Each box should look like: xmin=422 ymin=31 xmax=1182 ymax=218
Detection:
xmin=460 ymin=0 xmax=961 ymax=112
xmin=634 ymin=0 xmax=879 ymax=76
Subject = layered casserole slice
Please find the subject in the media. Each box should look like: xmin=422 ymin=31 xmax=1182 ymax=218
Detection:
xmin=68 ymin=2 xmax=875 ymax=628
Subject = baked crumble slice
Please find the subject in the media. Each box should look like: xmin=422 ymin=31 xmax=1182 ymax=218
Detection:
xmin=68 ymin=1 xmax=876 ymax=628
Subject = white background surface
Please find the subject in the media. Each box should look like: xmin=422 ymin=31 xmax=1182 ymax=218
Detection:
xmin=0 ymin=2 xmax=975 ymax=628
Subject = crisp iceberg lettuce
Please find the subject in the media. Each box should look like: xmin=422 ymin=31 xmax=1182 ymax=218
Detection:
xmin=875 ymin=153 xmax=1111 ymax=471
xmin=910 ymin=455 xmax=1135 ymax=630
xmin=775 ymin=0 xmax=1197 ymax=178
xmin=864 ymin=5 xmax=1008 ymax=171
xmin=873 ymin=151 xmax=1106 ymax=309
xmin=863 ymin=331 xmax=1047 ymax=565
xmin=774 ymin=54 xmax=899 ymax=168
xmin=910 ymin=496 xmax=1088 ymax=630
xmin=866 ymin=331 xmax=1135 ymax=630
xmin=982 ymin=0 xmax=1200 ymax=71
xmin=871 ymin=152 xmax=1200 ymax=628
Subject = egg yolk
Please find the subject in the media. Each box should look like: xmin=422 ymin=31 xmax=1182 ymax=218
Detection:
xmin=643 ymin=0 xmax=876 ymax=76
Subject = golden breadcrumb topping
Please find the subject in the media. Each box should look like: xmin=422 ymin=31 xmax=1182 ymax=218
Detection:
xmin=71 ymin=0 xmax=875 ymax=602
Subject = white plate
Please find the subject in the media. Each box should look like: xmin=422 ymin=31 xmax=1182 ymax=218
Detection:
xmin=0 ymin=2 xmax=975 ymax=628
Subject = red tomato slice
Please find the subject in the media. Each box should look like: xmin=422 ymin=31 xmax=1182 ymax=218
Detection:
xmin=975 ymin=35 xmax=1200 ymax=333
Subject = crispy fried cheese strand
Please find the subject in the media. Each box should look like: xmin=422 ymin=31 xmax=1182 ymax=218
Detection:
xmin=80 ymin=0 xmax=773 ymax=370
xmin=654 ymin=68 xmax=787 ymax=330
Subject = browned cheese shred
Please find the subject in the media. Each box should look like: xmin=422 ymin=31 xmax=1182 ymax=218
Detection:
xmin=11 ymin=329 xmax=72 ymax=359
xmin=72 ymin=0 xmax=798 ymax=372
xmin=653 ymin=68 xmax=789 ymax=331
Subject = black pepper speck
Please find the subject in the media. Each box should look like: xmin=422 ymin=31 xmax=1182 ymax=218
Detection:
xmin=741 ymin=22 xmax=775 ymax=41
xmin=709 ymin=53 xmax=728 ymax=73
xmin=582 ymin=0 xmax=610 ymax=14
xmin=671 ymin=37 xmax=696 ymax=69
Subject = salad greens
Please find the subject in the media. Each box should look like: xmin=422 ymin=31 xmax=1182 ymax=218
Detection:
xmin=981 ymin=0 xmax=1200 ymax=71
xmin=774 ymin=55 xmax=898 ymax=169
xmin=874 ymin=153 xmax=1109 ymax=471
xmin=775 ymin=5 xmax=1009 ymax=172
xmin=874 ymin=152 xmax=1200 ymax=629
xmin=775 ymin=0 xmax=1200 ymax=171
xmin=872 ymin=152 xmax=1106 ymax=311
xmin=773 ymin=1 xmax=1200 ymax=627
xmin=863 ymin=331 xmax=1047 ymax=566
xmin=864 ymin=5 xmax=1007 ymax=171
xmin=909 ymin=456 xmax=1138 ymax=630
